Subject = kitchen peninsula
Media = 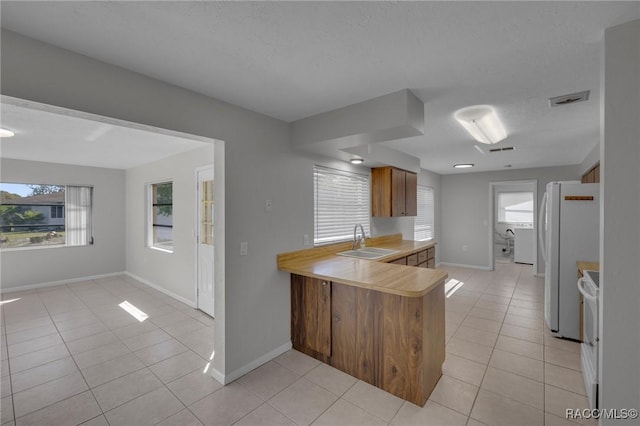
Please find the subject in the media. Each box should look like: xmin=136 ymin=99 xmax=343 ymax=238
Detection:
xmin=277 ymin=234 xmax=447 ymax=406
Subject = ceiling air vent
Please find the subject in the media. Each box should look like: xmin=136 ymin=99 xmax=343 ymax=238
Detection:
xmin=489 ymin=146 xmax=515 ymax=153
xmin=549 ymin=91 xmax=590 ymax=107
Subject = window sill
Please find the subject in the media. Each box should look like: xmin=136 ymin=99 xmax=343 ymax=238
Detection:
xmin=0 ymin=243 xmax=85 ymax=252
xmin=149 ymin=246 xmax=174 ymax=254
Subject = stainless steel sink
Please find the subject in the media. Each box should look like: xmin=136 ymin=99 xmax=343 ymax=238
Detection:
xmin=336 ymin=247 xmax=399 ymax=260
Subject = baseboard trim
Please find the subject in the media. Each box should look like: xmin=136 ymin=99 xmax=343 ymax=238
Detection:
xmin=215 ymin=341 xmax=293 ymax=385
xmin=124 ymin=272 xmax=196 ymax=308
xmin=439 ymin=262 xmax=492 ymax=271
xmin=0 ymin=271 xmax=126 ymax=293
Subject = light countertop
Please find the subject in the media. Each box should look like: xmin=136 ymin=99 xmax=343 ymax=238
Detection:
xmin=278 ymin=234 xmax=447 ymax=298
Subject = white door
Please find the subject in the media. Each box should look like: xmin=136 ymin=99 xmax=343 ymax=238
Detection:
xmin=197 ymin=166 xmax=215 ymax=317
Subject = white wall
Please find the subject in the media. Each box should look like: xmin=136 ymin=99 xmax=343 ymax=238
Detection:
xmin=599 ymin=19 xmax=640 ymax=420
xmin=125 ymin=145 xmax=213 ymax=304
xmin=0 ymin=158 xmax=125 ymax=289
xmin=440 ymin=165 xmax=580 ymax=272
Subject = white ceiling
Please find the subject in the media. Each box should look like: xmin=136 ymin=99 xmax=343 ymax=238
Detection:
xmin=1 ymin=1 xmax=639 ymax=174
xmin=0 ymin=102 xmax=209 ymax=169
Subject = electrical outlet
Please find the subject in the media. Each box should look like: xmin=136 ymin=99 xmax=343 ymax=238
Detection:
xmin=265 ymin=200 xmax=272 ymax=212
xmin=240 ymin=242 xmax=248 ymax=256
xmin=462 ymin=245 xmax=469 ymax=252
xmin=303 ymin=234 xmax=310 ymax=246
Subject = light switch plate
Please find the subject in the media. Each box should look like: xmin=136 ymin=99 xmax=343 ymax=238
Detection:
xmin=265 ymin=200 xmax=272 ymax=212
xmin=303 ymin=234 xmax=310 ymax=246
xmin=240 ymin=242 xmax=248 ymax=255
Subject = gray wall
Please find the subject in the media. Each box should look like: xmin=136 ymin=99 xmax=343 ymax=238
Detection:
xmin=600 ymin=19 xmax=640 ymax=420
xmin=440 ymin=165 xmax=580 ymax=272
xmin=125 ymin=145 xmax=214 ymax=304
xmin=0 ymin=30 xmax=413 ymax=381
xmin=0 ymin=30 xmax=299 ymax=379
xmin=0 ymin=158 xmax=126 ymax=288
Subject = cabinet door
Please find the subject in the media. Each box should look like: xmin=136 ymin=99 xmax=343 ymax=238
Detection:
xmin=404 ymin=172 xmax=418 ymax=216
xmin=291 ymin=275 xmax=331 ymax=357
xmin=391 ymin=168 xmax=406 ymax=217
xmin=305 ymin=277 xmax=332 ymax=356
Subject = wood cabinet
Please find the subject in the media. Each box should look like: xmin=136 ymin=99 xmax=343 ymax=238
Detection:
xmin=371 ymin=167 xmax=418 ymax=217
xmin=581 ymin=162 xmax=600 ymax=184
xmin=291 ymin=275 xmax=332 ymax=358
xmin=389 ymin=246 xmax=436 ymax=269
xmin=291 ymin=274 xmax=445 ymax=406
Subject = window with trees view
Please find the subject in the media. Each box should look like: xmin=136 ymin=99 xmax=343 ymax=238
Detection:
xmin=149 ymin=182 xmax=173 ymax=252
xmin=0 ymin=183 xmax=93 ymax=249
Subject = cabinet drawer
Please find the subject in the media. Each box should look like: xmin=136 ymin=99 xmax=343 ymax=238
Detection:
xmin=390 ymin=257 xmax=407 ymax=265
xmin=418 ymin=262 xmax=428 ymax=268
xmin=407 ymin=253 xmax=418 ymax=266
xmin=418 ymin=250 xmax=428 ymax=263
xmin=427 ymin=259 xmax=435 ymax=269
xmin=427 ymin=247 xmax=435 ymax=260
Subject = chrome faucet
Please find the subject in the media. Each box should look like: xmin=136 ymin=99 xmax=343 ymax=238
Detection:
xmin=353 ymin=224 xmax=366 ymax=250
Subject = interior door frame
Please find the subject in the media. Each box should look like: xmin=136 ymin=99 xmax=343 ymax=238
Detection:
xmin=488 ymin=179 xmax=538 ymax=272
xmin=195 ymin=164 xmax=215 ymax=316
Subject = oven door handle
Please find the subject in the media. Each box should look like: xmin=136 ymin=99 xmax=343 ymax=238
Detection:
xmin=577 ymin=277 xmax=597 ymax=302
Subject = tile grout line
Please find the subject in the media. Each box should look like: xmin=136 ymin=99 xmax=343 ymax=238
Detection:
xmin=3 ymin=284 xmax=98 ymax=423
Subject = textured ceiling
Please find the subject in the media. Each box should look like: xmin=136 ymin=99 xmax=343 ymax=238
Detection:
xmin=1 ymin=1 xmax=639 ymax=173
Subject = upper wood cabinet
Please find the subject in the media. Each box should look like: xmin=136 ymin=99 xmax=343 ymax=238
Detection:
xmin=581 ymin=162 xmax=600 ymax=184
xmin=371 ymin=167 xmax=418 ymax=217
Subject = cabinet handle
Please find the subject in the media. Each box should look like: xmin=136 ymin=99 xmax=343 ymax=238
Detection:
xmin=322 ymin=281 xmax=328 ymax=286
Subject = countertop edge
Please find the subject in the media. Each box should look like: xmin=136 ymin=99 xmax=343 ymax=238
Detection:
xmin=278 ymin=237 xmax=447 ymax=298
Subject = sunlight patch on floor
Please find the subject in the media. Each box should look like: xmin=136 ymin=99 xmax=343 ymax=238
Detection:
xmin=203 ymin=349 xmax=215 ymax=374
xmin=445 ymin=278 xmax=465 ymax=298
xmin=118 ymin=300 xmax=148 ymax=322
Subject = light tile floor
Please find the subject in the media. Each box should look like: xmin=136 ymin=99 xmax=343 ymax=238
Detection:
xmin=0 ymin=264 xmax=595 ymax=425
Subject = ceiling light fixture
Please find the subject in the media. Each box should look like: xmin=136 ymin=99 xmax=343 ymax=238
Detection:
xmin=454 ymin=105 xmax=506 ymax=145
xmin=453 ymin=163 xmax=474 ymax=169
xmin=0 ymin=128 xmax=15 ymax=138
xmin=350 ymin=158 xmax=364 ymax=165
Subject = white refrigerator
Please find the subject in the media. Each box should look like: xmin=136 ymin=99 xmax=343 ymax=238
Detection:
xmin=539 ymin=182 xmax=599 ymax=340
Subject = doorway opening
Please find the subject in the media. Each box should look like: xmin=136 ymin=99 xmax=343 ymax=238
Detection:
xmin=489 ymin=180 xmax=537 ymax=272
xmin=1 ymin=95 xmax=225 ymax=381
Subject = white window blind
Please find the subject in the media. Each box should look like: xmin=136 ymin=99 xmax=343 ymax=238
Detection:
xmin=314 ymin=165 xmax=370 ymax=245
xmin=414 ymin=185 xmax=434 ymax=241
xmin=498 ymin=192 xmax=534 ymax=224
xmin=65 ymin=186 xmax=93 ymax=246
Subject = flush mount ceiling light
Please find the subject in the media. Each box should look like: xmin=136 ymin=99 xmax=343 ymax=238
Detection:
xmin=453 ymin=163 xmax=474 ymax=169
xmin=0 ymin=128 xmax=15 ymax=138
xmin=454 ymin=105 xmax=507 ymax=145
xmin=350 ymin=158 xmax=364 ymax=165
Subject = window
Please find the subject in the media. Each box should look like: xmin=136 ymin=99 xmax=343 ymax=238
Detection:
xmin=498 ymin=191 xmax=534 ymax=225
xmin=414 ymin=185 xmax=435 ymax=241
xmin=0 ymin=183 xmax=93 ymax=249
xmin=50 ymin=205 xmax=64 ymax=218
xmin=149 ymin=182 xmax=173 ymax=252
xmin=314 ymin=165 xmax=370 ymax=245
